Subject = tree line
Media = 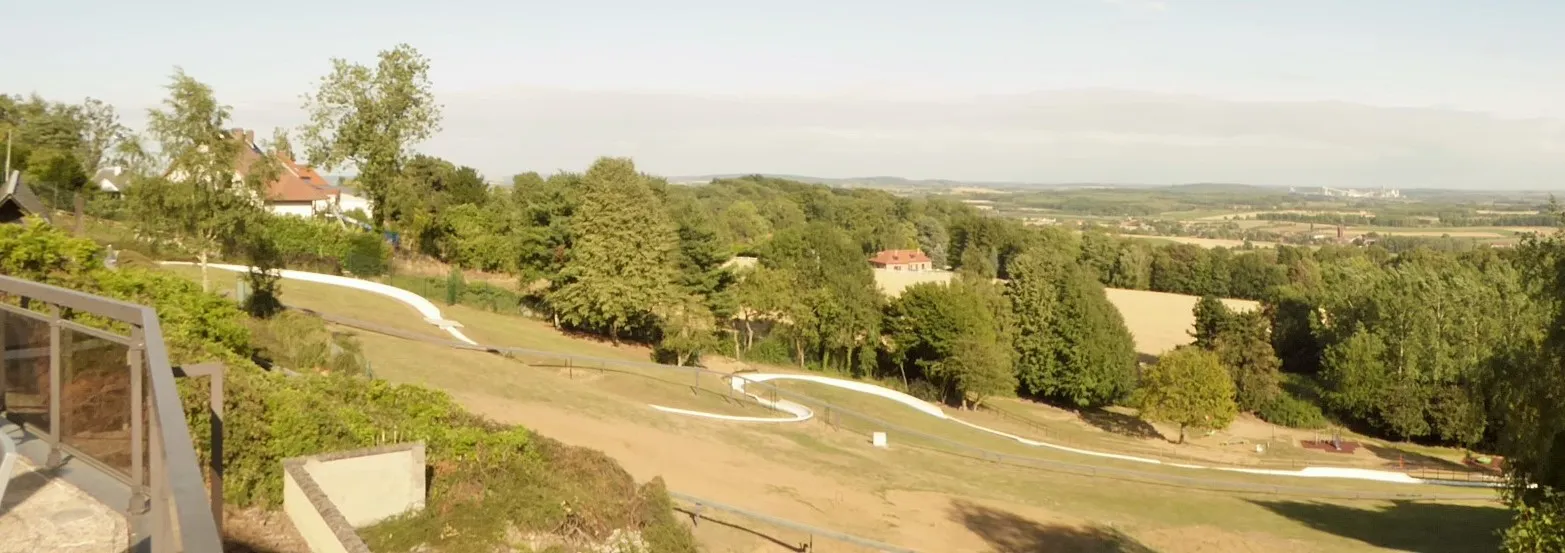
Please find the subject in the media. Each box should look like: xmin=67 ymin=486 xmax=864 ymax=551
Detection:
xmin=1255 ymin=210 xmax=1557 ymax=228
xmin=7 ymin=44 xmax=1565 ymax=550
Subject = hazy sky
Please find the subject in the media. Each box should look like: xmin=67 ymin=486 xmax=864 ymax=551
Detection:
xmin=8 ymin=0 xmax=1565 ymax=188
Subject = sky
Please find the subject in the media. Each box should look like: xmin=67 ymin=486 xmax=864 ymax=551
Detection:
xmin=7 ymin=0 xmax=1565 ymax=188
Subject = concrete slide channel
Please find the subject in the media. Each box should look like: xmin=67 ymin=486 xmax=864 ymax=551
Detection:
xmin=171 ymin=263 xmax=1498 ymax=489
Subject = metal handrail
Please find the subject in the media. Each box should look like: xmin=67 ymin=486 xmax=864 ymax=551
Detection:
xmin=0 ymin=274 xmax=221 ymax=552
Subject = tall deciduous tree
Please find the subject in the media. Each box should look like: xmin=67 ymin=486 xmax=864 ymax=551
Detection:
xmin=73 ymin=98 xmax=124 ymax=177
xmin=761 ymin=224 xmax=881 ymax=374
xmin=269 ymin=127 xmax=295 ymax=161
xmin=548 ymin=157 xmax=680 ymax=342
xmin=1008 ymin=250 xmax=1066 ymax=396
xmin=1491 ymin=225 xmax=1565 ymax=551
xmin=300 ymin=43 xmax=441 ymax=227
xmin=731 ymin=265 xmax=791 ymax=356
xmin=71 ymin=97 xmax=127 ymax=232
xmin=1134 ymin=347 xmax=1238 ymax=444
xmin=1051 ymin=264 xmax=1139 ymax=406
xmin=885 ymin=278 xmax=1013 ymax=406
xmin=1009 ymin=248 xmax=1137 ymax=408
xmin=128 ymin=69 xmax=271 ymax=292
xmin=654 ymin=294 xmax=719 ymax=366
xmin=1190 ymin=295 xmax=1236 ymax=349
xmin=1211 ymin=311 xmax=1283 ymax=413
xmin=1315 ymin=252 xmax=1526 ymax=443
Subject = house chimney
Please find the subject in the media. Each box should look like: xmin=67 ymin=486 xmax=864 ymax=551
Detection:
xmin=244 ymin=130 xmax=255 ymax=145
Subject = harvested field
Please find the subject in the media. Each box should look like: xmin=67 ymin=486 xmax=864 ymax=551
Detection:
xmin=1362 ymin=230 xmax=1505 ymax=238
xmin=875 ymin=269 xmax=1259 ymax=355
xmin=1104 ymin=288 xmax=1259 ymax=355
xmin=1148 ymin=236 xmax=1279 ymax=249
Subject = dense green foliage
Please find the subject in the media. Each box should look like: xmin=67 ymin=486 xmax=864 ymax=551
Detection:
xmin=885 ymin=278 xmax=1014 ymax=407
xmin=0 ymin=220 xmax=695 ymax=553
xmin=1490 ymin=229 xmax=1565 ymax=551
xmin=1256 ymin=393 xmax=1328 ymax=430
xmin=1133 ymin=347 xmax=1239 ymax=443
xmin=1008 ymin=250 xmax=1137 ymax=407
xmin=1190 ymin=297 xmax=1283 ymax=413
xmin=1255 ymin=210 xmax=1556 ymax=228
xmin=18 ymin=51 xmax=1565 ymax=552
xmin=300 ymin=44 xmax=442 ymax=228
xmin=548 ymin=157 xmax=683 ymax=342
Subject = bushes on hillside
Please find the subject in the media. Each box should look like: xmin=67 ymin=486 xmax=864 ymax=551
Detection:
xmin=245 ymin=311 xmax=370 ymax=376
xmin=1 ymin=221 xmax=697 ymax=553
xmin=342 ymin=232 xmax=391 ymax=277
xmin=387 ymin=274 xmax=530 ymax=314
xmin=1257 ymin=393 xmax=1328 ymax=430
xmin=198 ymin=362 xmax=695 ymax=552
xmin=261 ymin=215 xmax=389 ymax=276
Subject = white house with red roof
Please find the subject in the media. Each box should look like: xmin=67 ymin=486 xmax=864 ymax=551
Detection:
xmin=227 ymin=129 xmax=338 ymax=217
xmin=869 ymin=249 xmax=932 ymax=271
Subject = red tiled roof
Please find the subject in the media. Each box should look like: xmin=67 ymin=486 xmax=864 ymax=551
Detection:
xmin=869 ymin=249 xmax=931 ymax=265
xmin=231 ymin=130 xmax=332 ymax=203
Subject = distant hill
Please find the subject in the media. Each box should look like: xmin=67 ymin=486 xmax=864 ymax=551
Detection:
xmin=667 ymin=174 xmax=1280 ymax=192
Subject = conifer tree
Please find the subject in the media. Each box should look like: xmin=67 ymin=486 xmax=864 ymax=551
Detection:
xmin=548 ymin=157 xmax=680 ymax=342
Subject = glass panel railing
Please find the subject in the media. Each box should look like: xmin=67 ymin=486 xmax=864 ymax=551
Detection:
xmin=1 ymin=307 xmax=52 ymax=434
xmin=59 ymin=325 xmax=133 ymax=478
xmin=0 ymin=275 xmax=222 ymax=553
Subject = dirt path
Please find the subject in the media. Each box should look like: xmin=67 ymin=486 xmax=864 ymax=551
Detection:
xmin=451 ymin=391 xmax=1407 ymax=553
xmin=456 ymin=392 xmax=1061 ymax=552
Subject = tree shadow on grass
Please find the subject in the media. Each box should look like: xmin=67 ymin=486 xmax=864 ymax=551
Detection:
xmin=1079 ymin=409 xmax=1164 ymax=441
xmin=1359 ymin=443 xmax=1470 ymax=472
xmin=949 ymin=500 xmax=1158 ymax=552
xmin=1247 ymin=499 xmax=1508 ymax=553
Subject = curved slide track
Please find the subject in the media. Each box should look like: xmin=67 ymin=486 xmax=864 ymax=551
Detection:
xmin=160 ymin=262 xmax=480 ymax=345
xmin=163 ymin=263 xmax=813 ymax=421
xmin=170 ymin=264 xmax=1496 ymax=488
xmin=732 ymin=373 xmax=1451 ymax=485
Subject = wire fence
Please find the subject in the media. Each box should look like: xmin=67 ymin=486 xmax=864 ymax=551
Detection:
xmin=974 ymin=401 xmax=1506 ymax=484
xmin=306 ymin=308 xmax=1502 ymax=502
xmin=670 ymin=492 xmax=921 ymax=553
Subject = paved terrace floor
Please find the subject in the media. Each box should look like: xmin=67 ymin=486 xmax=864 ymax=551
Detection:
xmin=1 ymin=453 xmax=127 ymax=553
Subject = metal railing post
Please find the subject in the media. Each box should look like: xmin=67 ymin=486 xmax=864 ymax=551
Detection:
xmin=129 ymin=330 xmax=148 ymax=515
xmin=0 ymin=308 xmax=7 ymax=413
xmin=45 ymin=304 xmax=62 ymax=468
xmin=148 ymin=406 xmax=171 ymax=552
xmin=209 ymin=367 xmax=225 ymax=531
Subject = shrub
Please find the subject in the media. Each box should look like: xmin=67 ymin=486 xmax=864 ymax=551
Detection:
xmin=741 ymin=334 xmax=797 ymax=367
xmin=258 ymin=214 xmax=388 ymax=275
xmin=1258 ymin=393 xmax=1329 ymax=430
xmin=445 ymin=265 xmax=464 ymax=306
xmin=385 ymin=274 xmax=528 ymax=315
xmin=3 ymin=223 xmax=697 ymax=553
xmin=342 ymin=232 xmax=390 ymax=277
xmin=1502 ymin=488 xmax=1565 ymax=553
xmin=262 ymin=215 xmax=349 ymax=272
xmin=246 ymin=311 xmax=370 ymax=376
